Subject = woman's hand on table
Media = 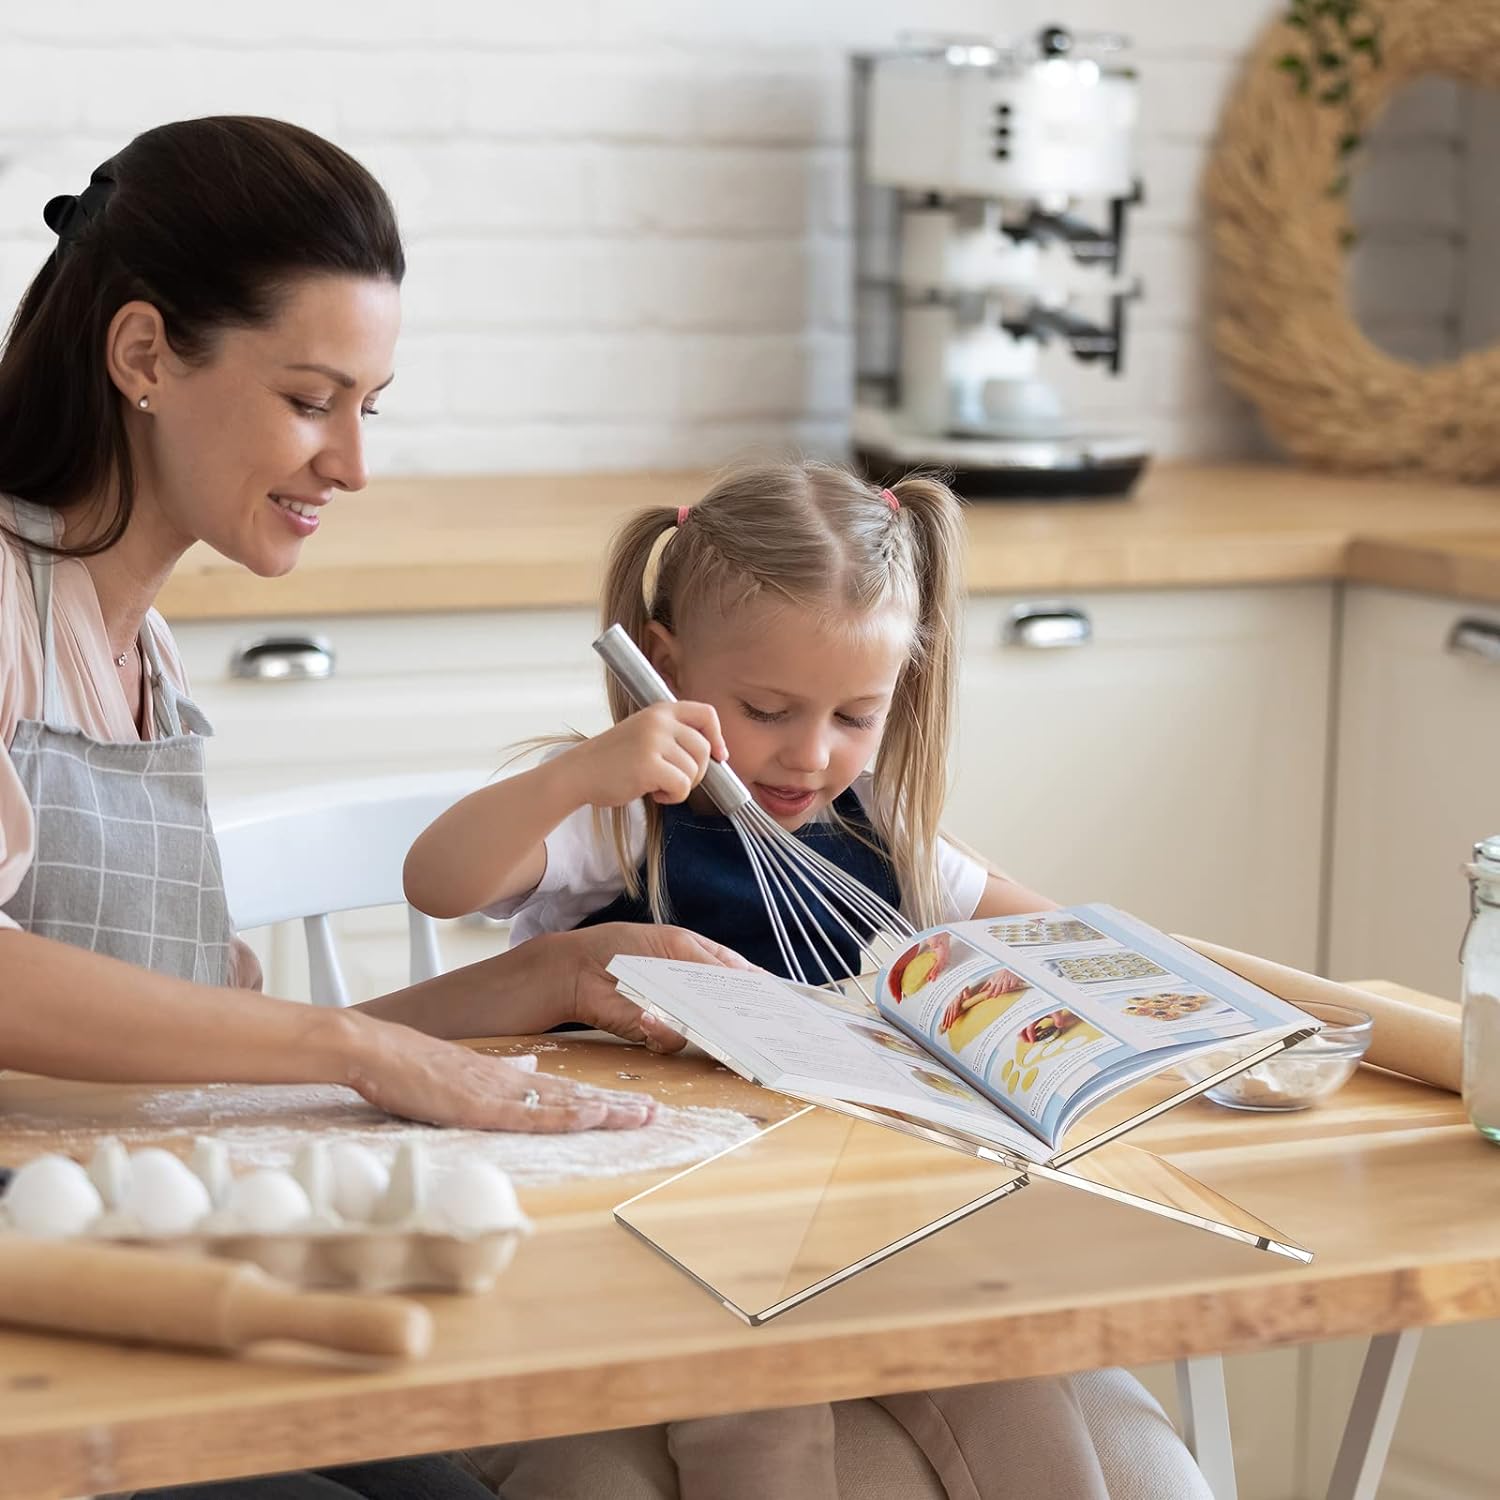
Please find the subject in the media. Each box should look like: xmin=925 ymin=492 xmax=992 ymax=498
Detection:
xmin=344 ymin=1016 xmax=659 ymax=1132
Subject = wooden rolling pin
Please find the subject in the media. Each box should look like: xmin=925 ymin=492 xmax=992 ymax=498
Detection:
xmin=0 ymin=1238 xmax=432 ymax=1359
xmin=1181 ymin=937 xmax=1462 ymax=1093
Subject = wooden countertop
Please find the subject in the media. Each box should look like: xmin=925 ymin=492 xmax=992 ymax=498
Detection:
xmin=1 ymin=989 xmax=1497 ymax=1497
xmin=157 ymin=463 xmax=1500 ymax=622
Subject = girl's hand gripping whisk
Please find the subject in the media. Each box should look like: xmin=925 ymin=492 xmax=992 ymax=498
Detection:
xmin=564 ymin=701 xmax=728 ymax=809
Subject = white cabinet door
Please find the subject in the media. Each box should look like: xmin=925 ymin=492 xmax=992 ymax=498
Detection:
xmin=172 ymin=608 xmax=609 ymax=798
xmin=949 ymin=585 xmax=1335 ymax=970
xmin=173 ymin=607 xmax=608 ymax=1002
xmin=1327 ymin=586 xmax=1500 ymax=1000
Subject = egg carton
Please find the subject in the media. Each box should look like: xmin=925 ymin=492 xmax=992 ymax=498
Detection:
xmin=0 ymin=1137 xmax=531 ymax=1295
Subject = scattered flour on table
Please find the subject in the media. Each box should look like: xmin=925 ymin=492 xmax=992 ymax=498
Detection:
xmin=0 ymin=1084 xmax=760 ymax=1186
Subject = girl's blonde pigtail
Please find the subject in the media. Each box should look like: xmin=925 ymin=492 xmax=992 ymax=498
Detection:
xmin=873 ymin=474 xmax=966 ymax=929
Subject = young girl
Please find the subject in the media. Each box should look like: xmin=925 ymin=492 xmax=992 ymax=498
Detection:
xmin=404 ymin=461 xmax=1054 ymax=975
xmin=408 ymin=462 xmax=1212 ymax=1500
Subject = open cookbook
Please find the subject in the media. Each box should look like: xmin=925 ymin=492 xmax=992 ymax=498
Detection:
xmin=608 ymin=905 xmax=1325 ymax=1322
xmin=609 ymin=903 xmax=1320 ymax=1169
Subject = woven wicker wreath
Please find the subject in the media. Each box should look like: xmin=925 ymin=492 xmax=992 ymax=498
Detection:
xmin=1207 ymin=0 xmax=1500 ymax=480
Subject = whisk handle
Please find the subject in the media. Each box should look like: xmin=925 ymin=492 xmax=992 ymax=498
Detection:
xmin=592 ymin=624 xmax=751 ymax=813
xmin=594 ymin=623 xmax=675 ymax=707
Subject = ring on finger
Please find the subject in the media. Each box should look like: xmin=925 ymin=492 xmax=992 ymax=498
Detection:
xmin=522 ymin=1087 xmax=541 ymax=1111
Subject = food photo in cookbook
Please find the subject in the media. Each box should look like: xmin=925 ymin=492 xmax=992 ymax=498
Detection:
xmin=885 ymin=931 xmax=996 ymax=1030
xmin=935 ymin=969 xmax=1032 ymax=1055
xmin=985 ymin=915 xmax=1107 ymax=948
xmin=990 ymin=1007 xmax=1113 ymax=1105
xmin=1043 ymin=949 xmax=1170 ymax=985
xmin=1085 ymin=983 xmax=1246 ymax=1042
xmin=887 ymin=931 xmax=955 ymax=1000
xmin=848 ymin=1021 xmax=929 ymax=1061
xmin=1123 ymin=992 xmax=1218 ymax=1022
xmin=910 ymin=1066 xmax=979 ymax=1102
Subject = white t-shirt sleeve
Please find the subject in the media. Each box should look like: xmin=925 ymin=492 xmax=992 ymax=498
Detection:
xmin=935 ymin=833 xmax=989 ymax=922
xmin=480 ymin=753 xmax=643 ymax=941
xmin=850 ymin=772 xmax=988 ymax=923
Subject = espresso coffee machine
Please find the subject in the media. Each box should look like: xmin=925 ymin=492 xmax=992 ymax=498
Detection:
xmin=851 ymin=27 xmax=1147 ymax=498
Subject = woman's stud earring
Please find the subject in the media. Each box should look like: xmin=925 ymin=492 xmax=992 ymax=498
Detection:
xmin=137 ymin=396 xmax=149 ymax=410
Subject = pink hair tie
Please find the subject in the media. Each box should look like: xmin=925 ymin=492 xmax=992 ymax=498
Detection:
xmin=676 ymin=505 xmax=691 ymax=527
xmin=881 ymin=488 xmax=900 ymax=512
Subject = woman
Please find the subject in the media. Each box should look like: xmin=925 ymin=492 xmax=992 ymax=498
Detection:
xmin=0 ymin=116 xmax=730 ymax=1500
xmin=0 ymin=119 xmax=724 ymax=1135
xmin=1 ymin=120 xmax=1212 ymax=1500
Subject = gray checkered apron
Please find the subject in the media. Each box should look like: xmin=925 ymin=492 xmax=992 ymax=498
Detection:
xmin=0 ymin=501 xmax=233 ymax=984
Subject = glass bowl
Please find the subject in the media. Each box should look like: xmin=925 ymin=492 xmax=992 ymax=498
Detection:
xmin=1178 ymin=1000 xmax=1373 ymax=1111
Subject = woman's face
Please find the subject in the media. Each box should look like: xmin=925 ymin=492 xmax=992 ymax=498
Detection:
xmin=143 ymin=274 xmax=401 ymax=577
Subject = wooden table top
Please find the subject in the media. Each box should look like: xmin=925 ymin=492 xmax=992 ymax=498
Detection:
xmin=0 ymin=986 xmax=1495 ymax=1498
xmin=155 ymin=462 xmax=1500 ymax=621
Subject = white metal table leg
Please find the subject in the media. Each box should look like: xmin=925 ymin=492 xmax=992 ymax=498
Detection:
xmin=1325 ymin=1328 xmax=1422 ymax=1500
xmin=1176 ymin=1355 xmax=1238 ymax=1500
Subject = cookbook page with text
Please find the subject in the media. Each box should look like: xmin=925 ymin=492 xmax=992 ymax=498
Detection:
xmin=608 ymin=956 xmax=1044 ymax=1157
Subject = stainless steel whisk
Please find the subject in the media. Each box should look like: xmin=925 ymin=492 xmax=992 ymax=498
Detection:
xmin=594 ymin=625 xmax=915 ymax=992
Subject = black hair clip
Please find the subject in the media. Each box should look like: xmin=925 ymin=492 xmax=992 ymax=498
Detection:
xmin=43 ymin=157 xmax=118 ymax=252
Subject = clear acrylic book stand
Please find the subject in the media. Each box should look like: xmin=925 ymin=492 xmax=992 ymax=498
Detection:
xmin=615 ymin=1036 xmax=1313 ymax=1326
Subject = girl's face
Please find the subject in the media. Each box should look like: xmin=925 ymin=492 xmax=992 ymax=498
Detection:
xmin=649 ymin=601 xmax=913 ymax=830
xmin=133 ymin=274 xmax=400 ymax=577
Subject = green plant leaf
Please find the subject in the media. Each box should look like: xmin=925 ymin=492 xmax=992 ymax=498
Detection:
xmin=1327 ymin=171 xmax=1351 ymax=197
xmin=1321 ymin=79 xmax=1352 ymax=105
xmin=1277 ymin=54 xmax=1314 ymax=94
xmin=1339 ymin=226 xmax=1358 ymax=251
xmin=1338 ymin=131 xmax=1362 ymax=156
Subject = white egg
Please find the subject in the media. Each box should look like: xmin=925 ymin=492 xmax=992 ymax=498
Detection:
xmin=4 ymin=1154 xmax=103 ymax=1237
xmin=124 ymin=1148 xmax=212 ymax=1235
xmin=225 ymin=1169 xmax=312 ymax=1234
xmin=327 ymin=1142 xmax=390 ymax=1223
xmin=430 ymin=1162 xmax=522 ymax=1235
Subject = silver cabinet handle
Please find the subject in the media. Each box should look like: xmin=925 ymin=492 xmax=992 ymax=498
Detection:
xmin=1447 ymin=618 xmax=1500 ymax=665
xmin=1002 ymin=604 xmax=1092 ymax=649
xmin=229 ymin=634 xmax=335 ymax=681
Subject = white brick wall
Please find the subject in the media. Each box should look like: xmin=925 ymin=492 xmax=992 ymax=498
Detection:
xmin=0 ymin=1 xmax=1470 ymax=474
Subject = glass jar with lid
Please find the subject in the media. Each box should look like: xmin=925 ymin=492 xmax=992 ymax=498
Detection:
xmin=1461 ymin=836 xmax=1500 ymax=1143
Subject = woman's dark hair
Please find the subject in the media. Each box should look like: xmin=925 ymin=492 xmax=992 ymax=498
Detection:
xmin=0 ymin=116 xmax=405 ymax=556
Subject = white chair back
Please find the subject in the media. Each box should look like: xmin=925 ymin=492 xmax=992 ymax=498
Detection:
xmin=213 ymin=770 xmax=488 ymax=1006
